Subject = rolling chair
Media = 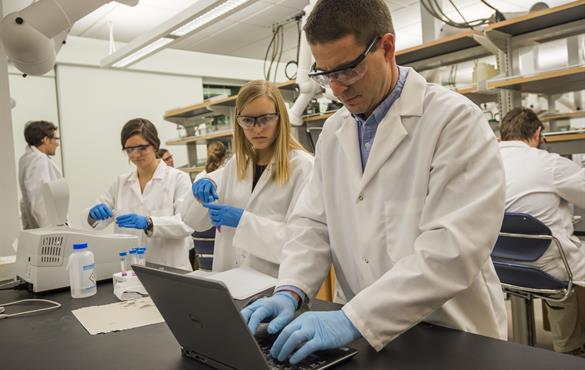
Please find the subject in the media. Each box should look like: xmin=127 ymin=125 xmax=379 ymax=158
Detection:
xmin=192 ymin=228 xmax=216 ymax=271
xmin=491 ymin=212 xmax=573 ymax=346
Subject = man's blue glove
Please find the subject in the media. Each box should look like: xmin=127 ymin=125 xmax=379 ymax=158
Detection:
xmin=240 ymin=292 xmax=298 ymax=336
xmin=115 ymin=213 xmax=149 ymax=230
xmin=271 ymin=310 xmax=361 ymax=365
xmin=203 ymin=203 xmax=244 ymax=228
xmin=192 ymin=179 xmax=219 ymax=204
xmin=89 ymin=203 xmax=112 ymax=220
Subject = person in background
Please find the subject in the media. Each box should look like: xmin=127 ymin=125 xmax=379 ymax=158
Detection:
xmin=189 ymin=140 xmax=228 ymax=269
xmin=499 ymin=107 xmax=585 ymax=357
xmin=240 ymin=0 xmax=507 ymax=365
xmin=157 ymin=148 xmax=174 ymax=167
xmin=181 ymin=80 xmax=314 ymax=278
xmin=18 ymin=120 xmax=63 ymax=229
xmin=84 ymin=118 xmax=193 ymax=270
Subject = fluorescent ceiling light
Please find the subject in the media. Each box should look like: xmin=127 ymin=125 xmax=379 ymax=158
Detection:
xmin=101 ymin=0 xmax=256 ymax=68
xmin=171 ymin=0 xmax=251 ymax=37
xmin=112 ymin=37 xmax=174 ymax=67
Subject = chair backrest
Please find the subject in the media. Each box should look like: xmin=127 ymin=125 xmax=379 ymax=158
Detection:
xmin=193 ymin=228 xmax=215 ymax=270
xmin=491 ymin=212 xmax=570 ymax=294
xmin=492 ymin=213 xmax=552 ymax=262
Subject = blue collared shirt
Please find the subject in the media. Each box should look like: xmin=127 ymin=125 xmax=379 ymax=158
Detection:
xmin=354 ymin=66 xmax=408 ymax=171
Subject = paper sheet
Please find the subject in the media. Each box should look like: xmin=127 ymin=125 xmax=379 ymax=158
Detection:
xmin=72 ymin=297 xmax=164 ymax=335
xmin=187 ymin=267 xmax=276 ymax=300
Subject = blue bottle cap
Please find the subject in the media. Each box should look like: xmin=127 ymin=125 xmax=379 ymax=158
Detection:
xmin=129 ymin=249 xmax=137 ymax=254
xmin=119 ymin=251 xmax=127 ymax=256
xmin=73 ymin=243 xmax=88 ymax=250
xmin=137 ymin=249 xmax=145 ymax=255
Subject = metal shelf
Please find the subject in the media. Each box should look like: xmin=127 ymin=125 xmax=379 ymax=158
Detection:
xmin=166 ymin=129 xmax=233 ymax=146
xmin=454 ymin=86 xmax=499 ymax=105
xmin=487 ymin=65 xmax=585 ymax=95
xmin=487 ymin=0 xmax=585 ymax=38
xmin=303 ymin=111 xmax=335 ymax=122
xmin=396 ymin=30 xmax=491 ymax=71
xmin=540 ymin=111 xmax=585 ymax=122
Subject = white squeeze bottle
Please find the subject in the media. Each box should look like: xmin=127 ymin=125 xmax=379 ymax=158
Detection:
xmin=67 ymin=242 xmax=97 ymax=298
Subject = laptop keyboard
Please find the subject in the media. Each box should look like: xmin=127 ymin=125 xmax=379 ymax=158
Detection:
xmin=257 ymin=340 xmax=329 ymax=370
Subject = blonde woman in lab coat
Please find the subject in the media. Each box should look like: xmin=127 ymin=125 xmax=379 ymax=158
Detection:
xmin=84 ymin=118 xmax=193 ymax=270
xmin=182 ymin=80 xmax=314 ymax=277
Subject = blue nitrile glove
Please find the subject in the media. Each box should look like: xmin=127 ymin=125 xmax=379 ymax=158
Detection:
xmin=240 ymin=292 xmax=298 ymax=336
xmin=89 ymin=203 xmax=112 ymax=221
xmin=203 ymin=203 xmax=244 ymax=228
xmin=192 ymin=179 xmax=219 ymax=204
xmin=271 ymin=310 xmax=361 ymax=364
xmin=115 ymin=213 xmax=149 ymax=230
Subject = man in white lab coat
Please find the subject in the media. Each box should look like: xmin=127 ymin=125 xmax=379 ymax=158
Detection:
xmin=18 ymin=120 xmax=63 ymax=229
xmin=241 ymin=0 xmax=507 ymax=364
xmin=499 ymin=107 xmax=585 ymax=356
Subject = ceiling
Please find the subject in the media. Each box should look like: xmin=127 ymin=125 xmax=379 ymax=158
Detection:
xmin=1 ymin=0 xmax=576 ymax=64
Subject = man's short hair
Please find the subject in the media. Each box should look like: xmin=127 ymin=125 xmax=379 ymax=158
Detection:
xmin=304 ymin=0 xmax=395 ymax=48
xmin=24 ymin=120 xmax=58 ymax=147
xmin=499 ymin=107 xmax=544 ymax=142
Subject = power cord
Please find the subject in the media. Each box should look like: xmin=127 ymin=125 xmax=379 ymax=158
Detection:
xmin=0 ymin=278 xmax=28 ymax=290
xmin=0 ymin=299 xmax=62 ymax=319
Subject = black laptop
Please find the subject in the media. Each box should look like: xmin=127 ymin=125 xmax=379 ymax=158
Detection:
xmin=133 ymin=265 xmax=358 ymax=370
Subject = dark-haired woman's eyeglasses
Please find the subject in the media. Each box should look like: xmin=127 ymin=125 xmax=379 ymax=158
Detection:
xmin=236 ymin=113 xmax=279 ymax=129
xmin=123 ymin=144 xmax=151 ymax=155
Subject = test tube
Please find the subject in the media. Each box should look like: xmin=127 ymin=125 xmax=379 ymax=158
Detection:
xmin=129 ymin=248 xmax=137 ymax=266
xmin=137 ymin=248 xmax=145 ymax=266
xmin=118 ymin=251 xmax=128 ymax=276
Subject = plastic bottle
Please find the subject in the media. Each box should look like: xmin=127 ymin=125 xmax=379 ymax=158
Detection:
xmin=67 ymin=243 xmax=97 ymax=298
xmin=119 ymin=251 xmax=128 ymax=276
xmin=136 ymin=248 xmax=145 ymax=266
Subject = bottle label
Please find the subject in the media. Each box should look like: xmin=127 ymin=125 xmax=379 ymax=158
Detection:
xmin=82 ymin=263 xmax=97 ymax=291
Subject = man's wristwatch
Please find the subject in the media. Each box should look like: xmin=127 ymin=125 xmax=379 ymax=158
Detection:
xmin=145 ymin=217 xmax=154 ymax=235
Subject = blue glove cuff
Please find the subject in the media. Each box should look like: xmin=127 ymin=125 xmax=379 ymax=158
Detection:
xmin=274 ymin=291 xmax=299 ymax=311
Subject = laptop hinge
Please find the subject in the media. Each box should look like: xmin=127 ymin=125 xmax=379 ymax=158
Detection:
xmin=181 ymin=347 xmax=238 ymax=370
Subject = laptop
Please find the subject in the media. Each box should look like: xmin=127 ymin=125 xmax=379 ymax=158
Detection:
xmin=133 ymin=264 xmax=358 ymax=370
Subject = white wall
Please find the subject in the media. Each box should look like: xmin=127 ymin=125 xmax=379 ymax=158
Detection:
xmin=0 ymin=0 xmax=20 ymax=260
xmin=55 ymin=64 xmax=203 ymax=228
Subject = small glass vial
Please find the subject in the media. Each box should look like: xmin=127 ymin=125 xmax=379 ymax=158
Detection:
xmin=119 ymin=251 xmax=128 ymax=276
xmin=136 ymin=248 xmax=145 ymax=266
xmin=128 ymin=248 xmax=138 ymax=266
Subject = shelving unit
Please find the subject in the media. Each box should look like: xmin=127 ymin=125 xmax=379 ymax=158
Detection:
xmin=454 ymin=86 xmax=499 ymax=105
xmin=396 ymin=30 xmax=490 ymax=71
xmin=166 ymin=129 xmax=233 ymax=146
xmin=487 ymin=65 xmax=585 ymax=95
xmin=543 ymin=131 xmax=585 ymax=155
xmin=539 ymin=111 xmax=585 ymax=122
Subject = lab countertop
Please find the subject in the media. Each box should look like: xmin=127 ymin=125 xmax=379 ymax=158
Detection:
xmin=1 ymin=280 xmax=584 ymax=370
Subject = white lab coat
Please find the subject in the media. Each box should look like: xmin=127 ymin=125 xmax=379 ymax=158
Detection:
xmin=18 ymin=145 xmax=63 ymax=229
xmin=83 ymin=160 xmax=194 ymax=270
xmin=277 ymin=68 xmax=508 ymax=351
xmin=500 ymin=140 xmax=585 ymax=285
xmin=181 ymin=149 xmax=314 ymax=277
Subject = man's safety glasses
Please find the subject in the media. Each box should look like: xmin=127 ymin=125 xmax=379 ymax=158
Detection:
xmin=308 ymin=36 xmax=380 ymax=88
xmin=236 ymin=113 xmax=279 ymax=129
xmin=123 ymin=144 xmax=151 ymax=155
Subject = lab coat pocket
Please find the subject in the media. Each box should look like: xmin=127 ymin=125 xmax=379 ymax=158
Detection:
xmin=383 ymin=198 xmax=424 ymax=263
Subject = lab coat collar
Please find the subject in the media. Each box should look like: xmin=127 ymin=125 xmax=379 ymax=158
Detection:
xmin=126 ymin=159 xmax=166 ymax=184
xmin=247 ymin=155 xmax=275 ymax=206
xmin=28 ymin=145 xmax=49 ymax=157
xmin=336 ymin=68 xmax=426 ymax=195
xmin=499 ymin=140 xmax=531 ymax=149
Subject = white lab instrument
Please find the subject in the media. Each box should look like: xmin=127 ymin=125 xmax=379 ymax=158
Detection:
xmin=67 ymin=242 xmax=97 ymax=298
xmin=15 ymin=178 xmax=139 ymax=292
xmin=0 ymin=0 xmax=138 ymax=76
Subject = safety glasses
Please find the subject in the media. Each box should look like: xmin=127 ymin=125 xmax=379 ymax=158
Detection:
xmin=308 ymin=36 xmax=380 ymax=88
xmin=123 ymin=144 xmax=151 ymax=155
xmin=236 ymin=113 xmax=279 ymax=129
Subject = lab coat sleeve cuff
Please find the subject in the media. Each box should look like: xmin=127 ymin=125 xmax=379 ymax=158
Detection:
xmin=342 ymin=303 xmax=385 ymax=351
xmin=274 ymin=285 xmax=306 ymax=307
